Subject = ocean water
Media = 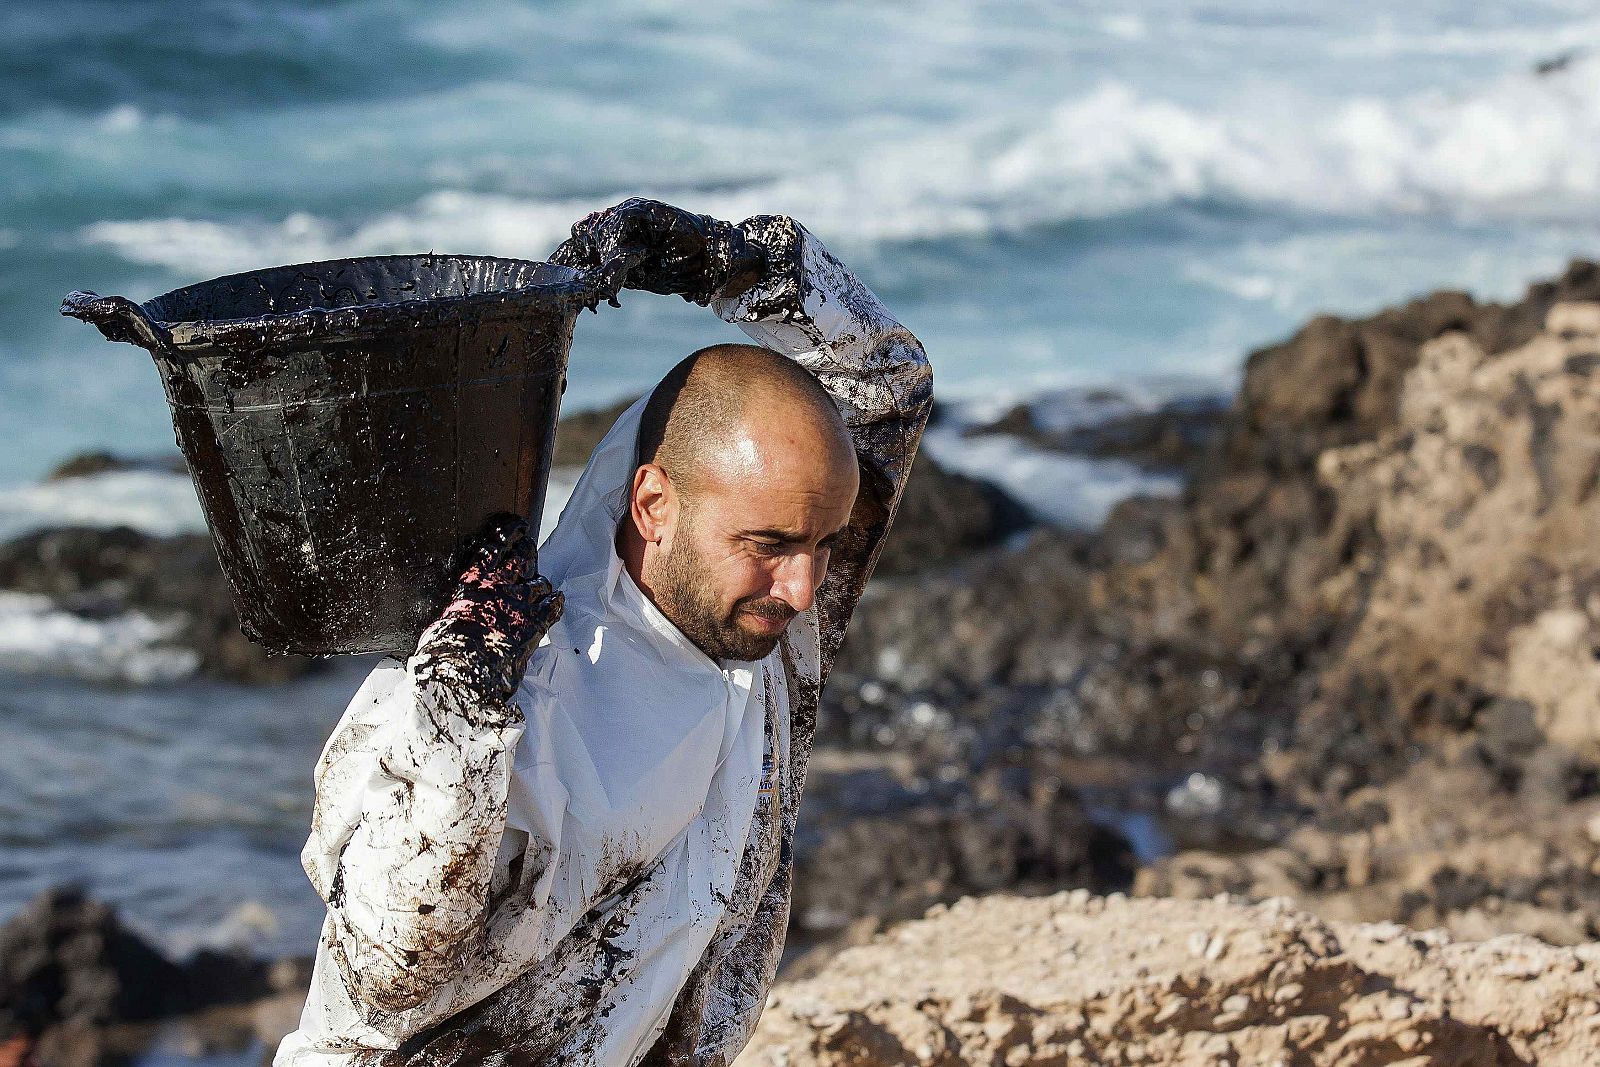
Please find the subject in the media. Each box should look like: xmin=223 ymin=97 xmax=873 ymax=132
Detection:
xmin=3 ymin=0 xmax=1600 ymax=967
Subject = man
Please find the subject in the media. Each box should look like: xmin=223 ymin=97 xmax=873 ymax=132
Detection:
xmin=274 ymin=199 xmax=932 ymax=1066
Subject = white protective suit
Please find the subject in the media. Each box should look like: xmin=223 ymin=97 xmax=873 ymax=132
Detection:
xmin=275 ymin=216 xmax=931 ymax=1067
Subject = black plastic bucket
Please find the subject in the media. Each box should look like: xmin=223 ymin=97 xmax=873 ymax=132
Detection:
xmin=62 ymin=255 xmax=603 ymax=656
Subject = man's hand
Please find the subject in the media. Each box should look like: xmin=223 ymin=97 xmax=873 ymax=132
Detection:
xmin=412 ymin=514 xmax=563 ymax=713
xmin=550 ymin=198 xmax=767 ymax=308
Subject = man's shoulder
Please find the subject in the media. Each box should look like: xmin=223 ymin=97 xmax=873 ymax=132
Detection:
xmin=516 ymin=597 xmax=633 ymax=702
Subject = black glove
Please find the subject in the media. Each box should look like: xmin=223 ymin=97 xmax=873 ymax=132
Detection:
xmin=550 ymin=198 xmax=767 ymax=308
xmin=412 ymin=514 xmax=563 ymax=713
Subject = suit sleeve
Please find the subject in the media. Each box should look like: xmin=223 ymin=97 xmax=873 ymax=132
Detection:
xmin=660 ymin=220 xmax=931 ymax=1066
xmin=712 ymin=215 xmax=933 ymax=679
xmin=298 ymin=637 xmax=529 ymax=1015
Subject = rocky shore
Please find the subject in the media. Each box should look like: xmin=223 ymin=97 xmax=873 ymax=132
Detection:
xmin=9 ymin=261 xmax=1600 ymax=1062
xmin=0 ymin=400 xmax=1028 ymax=685
xmin=816 ymin=260 xmax=1600 ymax=949
xmin=736 ymin=892 xmax=1600 ymax=1067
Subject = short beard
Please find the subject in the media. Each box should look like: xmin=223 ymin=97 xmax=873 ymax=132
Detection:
xmin=649 ymin=514 xmax=795 ymax=663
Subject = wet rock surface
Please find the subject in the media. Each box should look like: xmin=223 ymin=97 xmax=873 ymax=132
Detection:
xmin=0 ymin=525 xmax=317 ymax=684
xmin=790 ymin=752 xmax=1135 ymax=951
xmin=870 ymin=452 xmax=1033 ymax=575
xmin=817 ymin=261 xmax=1600 ymax=948
xmin=1137 ymin=742 xmax=1600 ymax=947
xmin=736 ymin=892 xmax=1600 ymax=1067
xmin=42 ymin=453 xmax=186 ymax=482
xmin=967 ymin=393 xmax=1230 ymax=476
xmin=0 ymin=887 xmax=296 ymax=1067
xmin=550 ymin=395 xmax=637 ymax=468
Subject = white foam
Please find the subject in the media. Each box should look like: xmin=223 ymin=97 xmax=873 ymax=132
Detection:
xmin=0 ymin=591 xmax=199 ymax=684
xmin=939 ymin=375 xmax=1224 ymax=436
xmin=0 ymin=463 xmax=576 ymax=546
xmin=0 ymin=465 xmax=575 ymax=683
xmin=922 ymin=425 xmax=1182 ymax=530
xmin=0 ymin=470 xmax=206 ymax=542
xmin=96 ymin=103 xmax=146 ymax=134
xmin=77 ymin=53 xmax=1600 ymax=277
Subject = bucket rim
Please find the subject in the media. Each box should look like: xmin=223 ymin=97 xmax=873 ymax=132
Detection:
xmin=143 ymin=253 xmax=601 ymax=352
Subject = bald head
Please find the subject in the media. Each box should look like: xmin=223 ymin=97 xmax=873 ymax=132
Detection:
xmin=636 ymin=343 xmax=856 ymax=500
xmin=621 ymin=343 xmax=861 ymax=661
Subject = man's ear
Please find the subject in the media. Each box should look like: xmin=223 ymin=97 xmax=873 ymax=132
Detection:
xmin=629 ymin=463 xmax=676 ymax=545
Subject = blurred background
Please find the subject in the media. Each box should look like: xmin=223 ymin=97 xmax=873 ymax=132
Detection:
xmin=7 ymin=1 xmax=1600 ymax=483
xmin=4 ymin=1 xmax=1600 ymax=1062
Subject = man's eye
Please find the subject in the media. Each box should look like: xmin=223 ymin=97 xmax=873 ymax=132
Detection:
xmin=749 ymin=540 xmax=784 ymax=555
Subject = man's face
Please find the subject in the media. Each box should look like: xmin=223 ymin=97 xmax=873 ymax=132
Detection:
xmin=644 ymin=443 xmax=858 ymax=662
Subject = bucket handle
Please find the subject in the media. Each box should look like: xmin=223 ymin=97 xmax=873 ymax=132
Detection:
xmin=61 ymin=290 xmax=176 ymax=357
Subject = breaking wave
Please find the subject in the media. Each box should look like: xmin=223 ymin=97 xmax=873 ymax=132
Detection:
xmin=0 ymin=466 xmax=578 ymax=545
xmin=79 ymin=52 xmax=1600 ymax=276
xmin=0 ymin=591 xmax=199 ymax=684
xmin=0 ymin=470 xmax=206 ymax=542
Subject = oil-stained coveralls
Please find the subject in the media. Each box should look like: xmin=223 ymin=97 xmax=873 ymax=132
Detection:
xmin=274 ymin=203 xmax=932 ymax=1067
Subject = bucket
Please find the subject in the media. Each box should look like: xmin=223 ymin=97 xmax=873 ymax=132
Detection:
xmin=62 ymin=254 xmax=605 ymax=657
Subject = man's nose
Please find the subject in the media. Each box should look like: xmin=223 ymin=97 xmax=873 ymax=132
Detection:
xmin=770 ymin=552 xmax=819 ymax=614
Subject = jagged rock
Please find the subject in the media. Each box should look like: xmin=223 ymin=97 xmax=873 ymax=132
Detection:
xmin=871 ymin=453 xmax=1032 ymax=576
xmin=736 ymin=893 xmax=1600 ymax=1066
xmin=1307 ymin=302 xmax=1600 ymax=740
xmin=1138 ymin=742 xmax=1600 ymax=946
xmin=792 ymin=755 xmax=1134 ymax=942
xmin=0 ymin=526 xmax=316 ymax=684
xmin=967 ymin=395 xmax=1230 ymax=475
xmin=825 ymin=264 xmax=1600 ymax=945
xmin=43 ymin=452 xmax=186 ymax=482
xmin=0 ymin=887 xmax=272 ymax=1065
xmin=551 ymin=396 xmax=637 ymax=468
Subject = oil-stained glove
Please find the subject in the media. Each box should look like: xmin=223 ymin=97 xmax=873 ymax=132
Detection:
xmin=411 ymin=514 xmax=563 ymax=715
xmin=550 ymin=197 xmax=767 ymax=308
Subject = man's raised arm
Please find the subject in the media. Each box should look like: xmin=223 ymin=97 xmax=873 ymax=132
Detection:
xmin=553 ymin=200 xmax=933 ymax=675
xmin=712 ymin=214 xmax=932 ymax=674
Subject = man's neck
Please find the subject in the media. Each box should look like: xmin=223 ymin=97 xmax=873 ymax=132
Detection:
xmin=616 ymin=521 xmax=654 ymax=603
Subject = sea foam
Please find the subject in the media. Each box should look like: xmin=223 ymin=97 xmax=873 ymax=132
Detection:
xmin=78 ymin=53 xmax=1600 ymax=277
xmin=0 ymin=590 xmax=199 ymax=684
xmin=0 ymin=469 xmax=205 ymax=542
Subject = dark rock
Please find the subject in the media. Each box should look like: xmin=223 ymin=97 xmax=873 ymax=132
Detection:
xmin=1063 ymin=398 xmax=1228 ymax=472
xmin=966 ymin=395 xmax=1230 ymax=475
xmin=551 ymin=396 xmax=637 ymax=468
xmin=44 ymin=452 xmax=187 ymax=482
xmin=1475 ymin=698 xmax=1544 ymax=776
xmin=1090 ymin=494 xmax=1185 ymax=568
xmin=1535 ymin=50 xmax=1580 ymax=76
xmin=0 ymin=527 xmax=316 ymax=684
xmin=969 ymin=403 xmax=1040 ymax=440
xmin=793 ymin=761 xmax=1134 ymax=937
xmin=873 ymin=453 xmax=1032 ymax=575
xmin=0 ymin=886 xmax=270 ymax=1045
xmin=822 ymin=524 xmax=1279 ymax=786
